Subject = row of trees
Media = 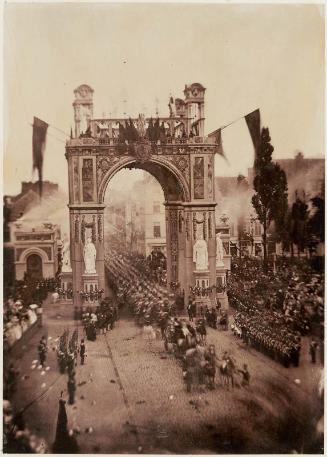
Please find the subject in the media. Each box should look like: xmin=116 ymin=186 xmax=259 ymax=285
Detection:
xmin=251 ymin=128 xmax=324 ymax=271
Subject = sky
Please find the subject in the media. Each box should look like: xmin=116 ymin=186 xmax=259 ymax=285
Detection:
xmin=3 ymin=2 xmax=325 ymax=195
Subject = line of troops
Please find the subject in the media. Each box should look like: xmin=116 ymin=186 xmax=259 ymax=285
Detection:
xmin=232 ymin=311 xmax=301 ymax=367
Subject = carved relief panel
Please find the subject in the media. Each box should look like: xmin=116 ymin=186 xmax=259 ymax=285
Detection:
xmin=193 ymin=156 xmax=205 ymax=199
xmin=82 ymin=158 xmax=94 ymax=202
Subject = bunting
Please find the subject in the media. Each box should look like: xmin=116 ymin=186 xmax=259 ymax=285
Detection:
xmin=32 ymin=116 xmax=48 ymax=197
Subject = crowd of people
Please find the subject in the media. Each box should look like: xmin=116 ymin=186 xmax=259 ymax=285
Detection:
xmin=228 ymin=257 xmax=324 ymax=366
xmin=3 ymin=276 xmax=58 ymax=352
xmin=3 ymin=276 xmax=66 ymax=454
xmin=81 ymin=299 xmax=118 ymax=341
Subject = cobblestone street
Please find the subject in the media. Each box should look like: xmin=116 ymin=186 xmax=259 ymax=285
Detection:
xmin=9 ymin=298 xmax=323 ymax=454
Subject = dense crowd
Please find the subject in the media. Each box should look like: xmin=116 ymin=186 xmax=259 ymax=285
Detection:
xmin=229 ymin=257 xmax=324 ymax=366
xmin=3 ymin=277 xmax=58 ymax=352
xmin=3 ymin=276 xmax=62 ymax=453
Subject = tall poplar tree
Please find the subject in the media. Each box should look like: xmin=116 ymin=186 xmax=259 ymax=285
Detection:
xmin=252 ymin=128 xmax=288 ymax=271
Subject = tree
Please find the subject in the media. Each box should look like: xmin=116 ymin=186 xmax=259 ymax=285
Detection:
xmin=251 ymin=128 xmax=288 ymax=271
xmin=309 ymin=185 xmax=324 ymax=243
xmin=290 ymin=196 xmax=309 ymax=256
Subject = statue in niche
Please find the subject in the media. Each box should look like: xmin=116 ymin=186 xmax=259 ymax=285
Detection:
xmin=216 ymin=232 xmax=224 ymax=267
xmin=193 ymin=232 xmax=208 ymax=271
xmin=83 ymin=237 xmax=97 ymax=274
xmin=62 ymin=234 xmax=72 ymax=273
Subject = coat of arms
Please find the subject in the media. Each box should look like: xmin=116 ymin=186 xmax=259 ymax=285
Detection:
xmin=134 ymin=141 xmax=152 ymax=162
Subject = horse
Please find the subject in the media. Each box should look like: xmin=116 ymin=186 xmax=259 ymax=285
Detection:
xmin=195 ymin=321 xmax=207 ymax=345
xmin=219 ymin=358 xmax=236 ymax=389
xmin=217 ymin=313 xmax=228 ymax=331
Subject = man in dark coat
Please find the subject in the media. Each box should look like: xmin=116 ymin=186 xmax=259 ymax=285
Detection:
xmin=38 ymin=336 xmax=47 ymax=367
xmin=67 ymin=375 xmax=76 ymax=405
xmin=79 ymin=339 xmax=86 ymax=365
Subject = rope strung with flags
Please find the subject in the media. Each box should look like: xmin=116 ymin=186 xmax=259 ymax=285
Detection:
xmin=209 ymin=108 xmax=261 ymax=164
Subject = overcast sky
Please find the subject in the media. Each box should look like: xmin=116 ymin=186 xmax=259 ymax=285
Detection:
xmin=4 ymin=3 xmax=325 ymax=195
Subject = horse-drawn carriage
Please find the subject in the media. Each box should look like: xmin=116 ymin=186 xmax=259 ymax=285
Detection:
xmin=163 ymin=319 xmax=200 ymax=356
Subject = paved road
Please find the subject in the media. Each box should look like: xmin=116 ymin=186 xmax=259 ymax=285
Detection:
xmin=9 ymin=299 xmax=323 ymax=454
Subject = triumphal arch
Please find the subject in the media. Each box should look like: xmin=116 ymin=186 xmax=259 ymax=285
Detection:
xmin=66 ymin=83 xmax=223 ymax=307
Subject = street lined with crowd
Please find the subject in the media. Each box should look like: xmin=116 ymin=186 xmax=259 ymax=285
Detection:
xmin=229 ymin=257 xmax=324 ymax=367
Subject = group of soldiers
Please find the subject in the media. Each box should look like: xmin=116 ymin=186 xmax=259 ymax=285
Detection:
xmin=105 ymin=249 xmax=174 ymax=319
xmin=232 ymin=311 xmax=302 ymax=367
xmin=56 ymin=329 xmax=86 ymax=405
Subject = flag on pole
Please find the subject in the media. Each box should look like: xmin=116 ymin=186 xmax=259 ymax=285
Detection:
xmin=32 ymin=117 xmax=48 ymax=197
xmin=215 ymin=129 xmax=229 ymax=164
xmin=245 ymin=109 xmax=261 ymax=157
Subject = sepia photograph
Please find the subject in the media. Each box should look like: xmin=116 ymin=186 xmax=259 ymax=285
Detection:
xmin=2 ymin=2 xmax=325 ymax=454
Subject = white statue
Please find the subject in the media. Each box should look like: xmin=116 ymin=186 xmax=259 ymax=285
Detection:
xmin=193 ymin=232 xmax=208 ymax=271
xmin=83 ymin=237 xmax=97 ymax=274
xmin=216 ymin=232 xmax=224 ymax=266
xmin=62 ymin=235 xmax=72 ymax=273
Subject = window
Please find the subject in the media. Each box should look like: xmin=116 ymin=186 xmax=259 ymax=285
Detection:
xmin=153 ymin=223 xmax=161 ymax=238
xmin=153 ymin=201 xmax=161 ymax=214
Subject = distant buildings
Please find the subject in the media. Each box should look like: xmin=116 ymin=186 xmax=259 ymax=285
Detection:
xmin=131 ymin=173 xmax=166 ymax=257
xmin=216 ymin=152 xmax=324 ymax=258
xmin=3 ymin=181 xmax=61 ymax=285
xmin=248 ymin=152 xmax=324 ymax=202
xmin=104 ymin=173 xmax=166 ymax=257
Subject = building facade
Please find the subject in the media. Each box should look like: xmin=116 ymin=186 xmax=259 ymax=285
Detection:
xmin=10 ymin=221 xmax=61 ymax=281
xmin=3 ymin=181 xmax=60 ymax=284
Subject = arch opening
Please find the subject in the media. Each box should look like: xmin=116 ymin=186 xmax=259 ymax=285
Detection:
xmin=104 ymin=168 xmax=167 ymax=259
xmin=98 ymin=158 xmax=189 ymax=205
xmin=26 ymin=253 xmax=43 ymax=280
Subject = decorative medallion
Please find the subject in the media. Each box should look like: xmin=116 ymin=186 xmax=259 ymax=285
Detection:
xmin=97 ymin=156 xmax=120 ymax=183
xmin=167 ymin=155 xmax=190 ymax=183
xmin=134 ymin=141 xmax=152 ymax=163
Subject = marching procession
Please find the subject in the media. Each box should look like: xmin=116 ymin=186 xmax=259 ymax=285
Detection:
xmin=3 ymin=243 xmax=324 ymax=453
